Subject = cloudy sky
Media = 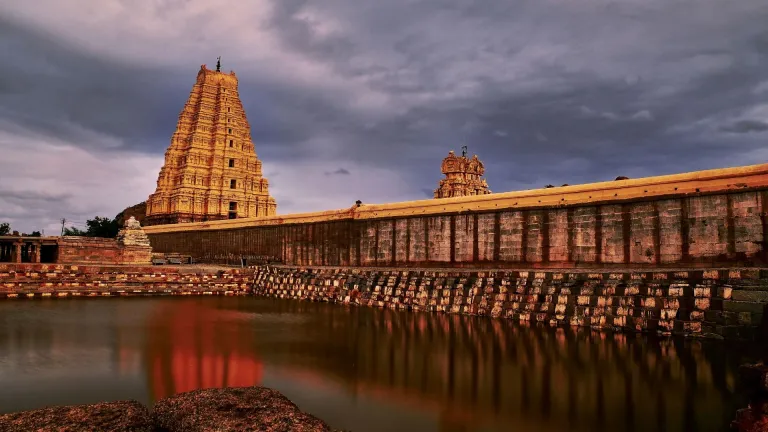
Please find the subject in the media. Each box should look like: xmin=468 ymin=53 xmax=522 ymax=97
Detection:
xmin=0 ymin=0 xmax=767 ymax=234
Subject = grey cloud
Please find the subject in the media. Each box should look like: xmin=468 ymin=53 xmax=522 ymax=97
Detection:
xmin=720 ymin=120 xmax=768 ymax=134
xmin=0 ymin=189 xmax=71 ymax=203
xmin=0 ymin=16 xmax=188 ymax=155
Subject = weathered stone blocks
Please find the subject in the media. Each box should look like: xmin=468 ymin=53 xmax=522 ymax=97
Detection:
xmin=253 ymin=266 xmax=768 ymax=341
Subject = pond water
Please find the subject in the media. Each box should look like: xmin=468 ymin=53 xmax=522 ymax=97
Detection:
xmin=0 ymin=297 xmax=758 ymax=431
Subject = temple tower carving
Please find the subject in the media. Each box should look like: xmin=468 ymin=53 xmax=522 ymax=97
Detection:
xmin=145 ymin=61 xmax=277 ymax=226
xmin=434 ymin=147 xmax=492 ymax=198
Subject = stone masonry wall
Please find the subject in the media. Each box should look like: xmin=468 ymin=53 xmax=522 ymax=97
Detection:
xmin=57 ymin=237 xmax=152 ymax=265
xmin=148 ymin=190 xmax=768 ymax=268
xmin=0 ymin=264 xmax=254 ymax=299
xmin=253 ymin=265 xmax=768 ymax=341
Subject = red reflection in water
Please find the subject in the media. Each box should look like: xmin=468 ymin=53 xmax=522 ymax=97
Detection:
xmin=145 ymin=301 xmax=263 ymax=401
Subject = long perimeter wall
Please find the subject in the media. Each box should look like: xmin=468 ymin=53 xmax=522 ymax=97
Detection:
xmin=144 ymin=163 xmax=768 ymax=269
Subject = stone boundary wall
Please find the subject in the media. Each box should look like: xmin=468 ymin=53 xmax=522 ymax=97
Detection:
xmin=57 ymin=237 xmax=152 ymax=265
xmin=145 ymin=163 xmax=768 ymax=269
xmin=0 ymin=264 xmax=254 ymax=299
xmin=253 ymin=265 xmax=768 ymax=341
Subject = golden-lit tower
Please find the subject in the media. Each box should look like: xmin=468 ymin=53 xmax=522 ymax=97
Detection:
xmin=434 ymin=146 xmax=492 ymax=198
xmin=145 ymin=58 xmax=277 ymax=225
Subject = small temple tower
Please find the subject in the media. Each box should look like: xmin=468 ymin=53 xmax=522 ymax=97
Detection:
xmin=145 ymin=59 xmax=277 ymax=225
xmin=433 ymin=146 xmax=492 ymax=198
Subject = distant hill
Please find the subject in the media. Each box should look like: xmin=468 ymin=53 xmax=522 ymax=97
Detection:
xmin=115 ymin=202 xmax=147 ymax=227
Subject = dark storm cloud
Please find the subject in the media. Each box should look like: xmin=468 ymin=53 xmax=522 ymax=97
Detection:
xmin=0 ymin=0 xmax=767 ymax=232
xmin=324 ymin=168 xmax=350 ymax=175
xmin=0 ymin=16 xmax=189 ymax=154
xmin=720 ymin=120 xmax=768 ymax=134
xmin=259 ymin=0 xmax=768 ymax=187
xmin=0 ymin=189 xmax=71 ymax=203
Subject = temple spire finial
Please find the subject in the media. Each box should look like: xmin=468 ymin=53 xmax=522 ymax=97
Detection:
xmin=461 ymin=145 xmax=468 ymax=158
xmin=216 ymin=56 xmax=221 ymax=72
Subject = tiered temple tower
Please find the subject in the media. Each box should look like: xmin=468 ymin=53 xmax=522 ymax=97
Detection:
xmin=145 ymin=59 xmax=277 ymax=225
xmin=433 ymin=147 xmax=491 ymax=198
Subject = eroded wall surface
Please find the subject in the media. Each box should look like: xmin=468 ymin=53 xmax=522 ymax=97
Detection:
xmin=57 ymin=237 xmax=152 ymax=265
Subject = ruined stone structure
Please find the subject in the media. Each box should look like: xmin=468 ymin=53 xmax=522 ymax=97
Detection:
xmin=144 ymin=163 xmax=768 ymax=269
xmin=114 ymin=216 xmax=153 ymax=264
xmin=434 ymin=148 xmax=491 ymax=198
xmin=117 ymin=217 xmax=150 ymax=247
xmin=145 ymin=60 xmax=276 ymax=226
xmin=0 ymin=236 xmax=58 ymax=264
xmin=0 ymin=218 xmax=153 ymax=265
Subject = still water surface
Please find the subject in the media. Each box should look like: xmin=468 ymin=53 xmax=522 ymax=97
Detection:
xmin=0 ymin=297 xmax=758 ymax=431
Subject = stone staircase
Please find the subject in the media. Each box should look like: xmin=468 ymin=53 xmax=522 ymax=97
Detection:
xmin=253 ymin=266 xmax=768 ymax=341
xmin=0 ymin=264 xmax=255 ymax=298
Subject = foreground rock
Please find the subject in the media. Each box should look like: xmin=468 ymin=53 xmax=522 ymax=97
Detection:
xmin=733 ymin=363 xmax=768 ymax=431
xmin=152 ymin=387 xmax=331 ymax=432
xmin=0 ymin=400 xmax=152 ymax=432
xmin=732 ymin=401 xmax=768 ymax=432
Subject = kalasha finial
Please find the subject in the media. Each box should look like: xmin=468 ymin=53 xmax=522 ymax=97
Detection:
xmin=461 ymin=145 xmax=468 ymax=158
xmin=216 ymin=56 xmax=221 ymax=72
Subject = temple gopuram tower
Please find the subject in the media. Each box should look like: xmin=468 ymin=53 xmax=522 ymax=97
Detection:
xmin=145 ymin=58 xmax=277 ymax=225
xmin=434 ymin=146 xmax=492 ymax=198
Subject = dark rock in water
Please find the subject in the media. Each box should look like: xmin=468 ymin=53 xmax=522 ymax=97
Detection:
xmin=732 ymin=400 xmax=768 ymax=432
xmin=151 ymin=386 xmax=331 ymax=432
xmin=0 ymin=400 xmax=152 ymax=432
xmin=735 ymin=363 xmax=768 ymax=431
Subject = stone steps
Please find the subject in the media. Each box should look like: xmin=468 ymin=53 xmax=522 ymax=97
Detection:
xmin=252 ymin=267 xmax=768 ymax=340
xmin=0 ymin=265 xmax=255 ymax=299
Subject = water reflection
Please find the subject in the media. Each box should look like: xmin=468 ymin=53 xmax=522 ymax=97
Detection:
xmin=247 ymin=300 xmax=756 ymax=432
xmin=0 ymin=298 xmax=759 ymax=432
xmin=142 ymin=302 xmax=263 ymax=402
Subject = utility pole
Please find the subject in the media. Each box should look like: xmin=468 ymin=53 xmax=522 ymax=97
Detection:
xmin=60 ymin=218 xmax=66 ymax=236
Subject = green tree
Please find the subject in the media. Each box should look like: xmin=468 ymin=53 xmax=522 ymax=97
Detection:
xmin=85 ymin=216 xmax=120 ymax=238
xmin=28 ymin=231 xmax=41 ymax=237
xmin=63 ymin=226 xmax=87 ymax=236
xmin=0 ymin=222 xmax=9 ymax=235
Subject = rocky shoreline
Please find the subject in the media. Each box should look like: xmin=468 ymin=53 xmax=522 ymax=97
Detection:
xmin=0 ymin=387 xmax=334 ymax=432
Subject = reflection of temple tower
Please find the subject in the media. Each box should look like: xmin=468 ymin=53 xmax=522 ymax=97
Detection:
xmin=434 ymin=147 xmax=491 ymax=199
xmin=145 ymin=58 xmax=277 ymax=226
xmin=143 ymin=301 xmax=263 ymax=403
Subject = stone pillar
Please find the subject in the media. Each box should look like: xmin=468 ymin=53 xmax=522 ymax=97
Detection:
xmin=32 ymin=244 xmax=41 ymax=263
xmin=12 ymin=241 xmax=22 ymax=263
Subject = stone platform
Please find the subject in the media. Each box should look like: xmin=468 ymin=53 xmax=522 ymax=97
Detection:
xmin=0 ymin=264 xmax=254 ymax=299
xmin=253 ymin=265 xmax=768 ymax=341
